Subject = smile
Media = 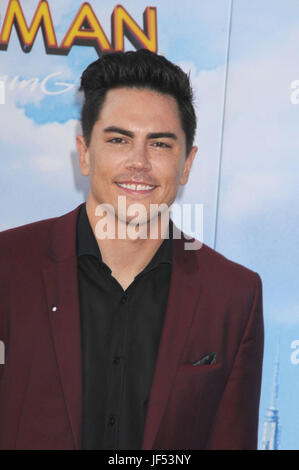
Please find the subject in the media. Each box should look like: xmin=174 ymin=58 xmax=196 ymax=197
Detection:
xmin=115 ymin=182 xmax=157 ymax=193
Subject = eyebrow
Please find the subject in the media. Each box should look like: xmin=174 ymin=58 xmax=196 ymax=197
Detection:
xmin=103 ymin=126 xmax=178 ymax=140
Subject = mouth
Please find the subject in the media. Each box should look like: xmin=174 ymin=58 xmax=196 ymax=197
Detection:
xmin=115 ymin=181 xmax=157 ymax=195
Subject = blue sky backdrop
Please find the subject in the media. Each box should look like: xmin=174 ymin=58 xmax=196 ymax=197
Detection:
xmin=0 ymin=0 xmax=298 ymax=449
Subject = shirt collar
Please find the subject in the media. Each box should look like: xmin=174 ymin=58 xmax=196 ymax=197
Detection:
xmin=76 ymin=202 xmax=173 ymax=270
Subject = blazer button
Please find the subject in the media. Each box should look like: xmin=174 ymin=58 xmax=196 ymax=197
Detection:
xmin=51 ymin=305 xmax=58 ymax=312
xmin=108 ymin=415 xmax=116 ymax=426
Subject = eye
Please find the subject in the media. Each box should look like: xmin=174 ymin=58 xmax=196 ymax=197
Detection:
xmin=107 ymin=137 xmax=126 ymax=144
xmin=152 ymin=141 xmax=171 ymax=149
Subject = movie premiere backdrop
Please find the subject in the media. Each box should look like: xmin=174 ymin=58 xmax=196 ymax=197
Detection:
xmin=0 ymin=0 xmax=298 ymax=450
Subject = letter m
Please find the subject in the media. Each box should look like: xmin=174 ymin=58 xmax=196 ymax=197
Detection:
xmin=0 ymin=0 xmax=58 ymax=53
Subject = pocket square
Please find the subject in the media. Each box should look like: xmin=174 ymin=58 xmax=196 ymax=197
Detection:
xmin=192 ymin=352 xmax=216 ymax=366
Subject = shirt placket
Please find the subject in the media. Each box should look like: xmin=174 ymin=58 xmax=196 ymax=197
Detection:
xmin=102 ymin=289 xmax=130 ymax=449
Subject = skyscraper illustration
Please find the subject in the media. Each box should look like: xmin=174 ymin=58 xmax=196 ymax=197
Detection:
xmin=260 ymin=343 xmax=280 ymax=450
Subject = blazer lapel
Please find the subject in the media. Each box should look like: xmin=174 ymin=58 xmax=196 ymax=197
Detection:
xmin=42 ymin=204 xmax=84 ymax=450
xmin=141 ymin=228 xmax=202 ymax=450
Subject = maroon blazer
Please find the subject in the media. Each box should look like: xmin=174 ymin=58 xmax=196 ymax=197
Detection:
xmin=0 ymin=203 xmax=264 ymax=450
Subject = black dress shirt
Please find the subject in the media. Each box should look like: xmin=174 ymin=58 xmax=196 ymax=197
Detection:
xmin=76 ymin=203 xmax=173 ymax=450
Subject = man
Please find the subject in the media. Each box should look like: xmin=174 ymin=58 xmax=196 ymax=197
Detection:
xmin=0 ymin=50 xmax=264 ymax=450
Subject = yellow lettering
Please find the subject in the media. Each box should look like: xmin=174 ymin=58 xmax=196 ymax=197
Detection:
xmin=0 ymin=2 xmax=158 ymax=56
xmin=112 ymin=5 xmax=157 ymax=52
xmin=0 ymin=0 xmax=57 ymax=52
xmin=60 ymin=2 xmax=111 ymax=54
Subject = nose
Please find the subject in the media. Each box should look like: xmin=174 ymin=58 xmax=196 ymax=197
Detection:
xmin=124 ymin=142 xmax=152 ymax=171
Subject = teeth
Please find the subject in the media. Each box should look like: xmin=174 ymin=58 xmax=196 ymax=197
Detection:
xmin=117 ymin=183 xmax=155 ymax=191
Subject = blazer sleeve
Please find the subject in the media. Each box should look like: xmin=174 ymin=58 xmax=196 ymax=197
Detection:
xmin=206 ymin=273 xmax=264 ymax=450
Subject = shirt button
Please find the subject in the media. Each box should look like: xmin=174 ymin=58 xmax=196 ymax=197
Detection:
xmin=113 ymin=356 xmax=121 ymax=365
xmin=121 ymin=294 xmax=127 ymax=304
xmin=108 ymin=415 xmax=116 ymax=426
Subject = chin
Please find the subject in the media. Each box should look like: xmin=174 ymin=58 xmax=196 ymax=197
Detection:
xmin=117 ymin=213 xmax=149 ymax=226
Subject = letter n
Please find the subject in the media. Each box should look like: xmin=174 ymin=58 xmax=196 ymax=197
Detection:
xmin=112 ymin=5 xmax=157 ymax=52
xmin=0 ymin=0 xmax=58 ymax=53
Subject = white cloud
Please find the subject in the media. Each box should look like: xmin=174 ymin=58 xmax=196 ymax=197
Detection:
xmin=1 ymin=92 xmax=79 ymax=185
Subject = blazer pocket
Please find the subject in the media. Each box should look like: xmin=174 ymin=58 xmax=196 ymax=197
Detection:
xmin=172 ymin=361 xmax=225 ymax=415
xmin=166 ymin=361 xmax=226 ymax=449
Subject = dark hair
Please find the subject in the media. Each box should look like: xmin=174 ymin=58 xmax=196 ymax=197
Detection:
xmin=79 ymin=49 xmax=197 ymax=155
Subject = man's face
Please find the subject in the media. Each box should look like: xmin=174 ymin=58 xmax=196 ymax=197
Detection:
xmin=77 ymin=87 xmax=197 ymax=226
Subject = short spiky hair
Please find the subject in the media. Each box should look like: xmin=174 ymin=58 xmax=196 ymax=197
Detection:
xmin=79 ymin=49 xmax=197 ymax=155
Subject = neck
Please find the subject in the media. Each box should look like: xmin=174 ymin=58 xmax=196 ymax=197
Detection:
xmin=85 ymin=196 xmax=171 ymax=289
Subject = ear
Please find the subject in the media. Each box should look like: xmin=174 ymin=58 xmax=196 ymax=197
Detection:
xmin=179 ymin=145 xmax=198 ymax=185
xmin=76 ymin=134 xmax=90 ymax=176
